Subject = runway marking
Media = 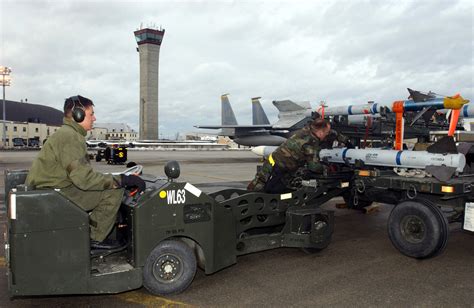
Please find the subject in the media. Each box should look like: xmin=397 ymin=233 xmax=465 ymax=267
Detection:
xmin=183 ymin=172 xmax=239 ymax=181
xmin=117 ymin=290 xmax=190 ymax=307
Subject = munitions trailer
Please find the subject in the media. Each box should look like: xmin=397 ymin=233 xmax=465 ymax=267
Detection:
xmin=345 ymin=169 xmax=474 ymax=259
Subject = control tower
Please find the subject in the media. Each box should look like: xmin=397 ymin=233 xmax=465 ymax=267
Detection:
xmin=134 ymin=27 xmax=165 ymax=140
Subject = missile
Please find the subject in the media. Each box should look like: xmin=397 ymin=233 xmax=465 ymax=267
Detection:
xmin=251 ymin=145 xmax=277 ymax=157
xmin=317 ymin=94 xmax=469 ymax=150
xmin=436 ymin=104 xmax=474 ymax=118
xmin=462 ymin=104 xmax=474 ymax=117
xmin=252 ymin=145 xmax=466 ymax=173
xmin=319 ymin=148 xmax=466 ymax=173
xmin=332 ymin=114 xmax=381 ymax=125
xmin=315 ymin=95 xmax=469 ymax=116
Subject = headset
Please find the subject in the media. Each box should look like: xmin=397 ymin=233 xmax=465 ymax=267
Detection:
xmin=69 ymin=95 xmax=86 ymax=123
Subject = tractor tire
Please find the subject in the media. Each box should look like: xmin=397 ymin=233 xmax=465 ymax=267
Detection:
xmin=143 ymin=240 xmax=197 ymax=295
xmin=299 ymin=214 xmax=332 ymax=254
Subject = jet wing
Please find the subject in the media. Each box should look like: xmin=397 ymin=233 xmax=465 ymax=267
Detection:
xmin=194 ymin=125 xmax=272 ymax=129
xmin=194 ymin=124 xmax=274 ymax=138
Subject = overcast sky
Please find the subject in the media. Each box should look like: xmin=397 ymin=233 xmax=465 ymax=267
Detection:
xmin=1 ymin=0 xmax=472 ymax=138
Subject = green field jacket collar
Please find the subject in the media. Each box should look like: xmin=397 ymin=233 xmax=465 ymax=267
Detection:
xmin=63 ymin=117 xmax=87 ymax=137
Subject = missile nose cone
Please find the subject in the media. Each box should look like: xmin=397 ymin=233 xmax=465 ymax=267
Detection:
xmin=444 ymin=94 xmax=470 ymax=109
xmin=251 ymin=146 xmax=278 ymax=157
xmin=251 ymin=146 xmax=266 ymax=157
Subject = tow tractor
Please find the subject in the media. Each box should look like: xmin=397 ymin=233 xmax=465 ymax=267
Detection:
xmin=95 ymin=145 xmax=127 ymax=164
xmin=4 ymin=162 xmax=351 ymax=297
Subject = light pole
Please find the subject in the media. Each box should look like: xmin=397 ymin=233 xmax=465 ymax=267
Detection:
xmin=0 ymin=66 xmax=12 ymax=148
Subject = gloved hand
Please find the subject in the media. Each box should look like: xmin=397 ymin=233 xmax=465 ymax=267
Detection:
xmin=345 ymin=141 xmax=354 ymax=149
xmin=321 ymin=165 xmax=329 ymax=176
xmin=328 ymin=164 xmax=338 ymax=173
xmin=121 ymin=174 xmax=146 ymax=193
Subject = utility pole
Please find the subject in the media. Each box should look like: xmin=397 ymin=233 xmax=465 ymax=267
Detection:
xmin=0 ymin=66 xmax=12 ymax=148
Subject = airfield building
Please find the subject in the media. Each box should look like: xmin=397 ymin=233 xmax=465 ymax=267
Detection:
xmin=91 ymin=123 xmax=138 ymax=142
xmin=0 ymin=100 xmax=138 ymax=148
xmin=0 ymin=100 xmax=62 ymax=147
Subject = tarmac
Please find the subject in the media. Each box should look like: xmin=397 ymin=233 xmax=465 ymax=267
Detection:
xmin=0 ymin=150 xmax=473 ymax=307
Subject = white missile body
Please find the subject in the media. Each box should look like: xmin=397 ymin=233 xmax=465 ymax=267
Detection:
xmin=317 ymin=102 xmax=474 ymax=118
xmin=251 ymin=145 xmax=278 ymax=157
xmin=319 ymin=148 xmax=466 ymax=172
xmin=461 ymin=104 xmax=474 ymax=118
xmin=436 ymin=104 xmax=474 ymax=118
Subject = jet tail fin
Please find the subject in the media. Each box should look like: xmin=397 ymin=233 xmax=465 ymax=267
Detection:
xmin=221 ymin=94 xmax=238 ymax=125
xmin=252 ymin=97 xmax=270 ymax=125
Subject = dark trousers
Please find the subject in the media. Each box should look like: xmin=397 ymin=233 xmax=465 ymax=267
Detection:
xmin=264 ymin=165 xmax=292 ymax=194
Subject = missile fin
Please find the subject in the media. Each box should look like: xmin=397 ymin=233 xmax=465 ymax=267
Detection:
xmin=426 ymin=165 xmax=457 ymax=182
xmin=407 ymin=88 xmax=436 ymax=102
xmin=457 ymin=142 xmax=473 ymax=155
xmin=410 ymin=107 xmax=433 ymax=126
xmin=427 ymin=136 xmax=457 ymax=154
xmin=421 ymin=108 xmax=437 ymax=124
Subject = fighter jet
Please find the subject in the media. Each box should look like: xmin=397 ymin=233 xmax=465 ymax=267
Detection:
xmin=195 ymin=94 xmax=311 ymax=146
xmin=196 ymin=89 xmax=468 ymax=148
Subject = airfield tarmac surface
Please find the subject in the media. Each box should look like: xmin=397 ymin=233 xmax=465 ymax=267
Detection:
xmin=0 ymin=150 xmax=473 ymax=307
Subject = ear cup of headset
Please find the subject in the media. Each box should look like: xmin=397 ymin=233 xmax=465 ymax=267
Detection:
xmin=72 ymin=107 xmax=85 ymax=123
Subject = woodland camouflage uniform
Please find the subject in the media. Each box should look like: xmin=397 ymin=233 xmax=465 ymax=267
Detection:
xmin=247 ymin=127 xmax=349 ymax=193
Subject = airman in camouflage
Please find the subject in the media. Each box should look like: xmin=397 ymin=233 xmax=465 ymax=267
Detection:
xmin=247 ymin=118 xmax=351 ymax=193
xmin=26 ymin=95 xmax=145 ymax=243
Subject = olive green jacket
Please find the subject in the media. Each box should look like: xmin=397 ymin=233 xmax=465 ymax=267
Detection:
xmin=26 ymin=118 xmax=117 ymax=190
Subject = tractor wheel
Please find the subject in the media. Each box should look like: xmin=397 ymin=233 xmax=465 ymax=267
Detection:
xmin=143 ymin=240 xmax=197 ymax=295
xmin=300 ymin=214 xmax=332 ymax=254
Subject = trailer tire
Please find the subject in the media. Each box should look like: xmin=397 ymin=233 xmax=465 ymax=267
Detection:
xmin=143 ymin=240 xmax=197 ymax=295
xmin=388 ymin=200 xmax=448 ymax=259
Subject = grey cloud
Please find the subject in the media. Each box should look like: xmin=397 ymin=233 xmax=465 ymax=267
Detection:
xmin=1 ymin=0 xmax=472 ymax=136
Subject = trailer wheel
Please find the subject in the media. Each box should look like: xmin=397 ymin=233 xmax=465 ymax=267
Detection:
xmin=143 ymin=240 xmax=197 ymax=295
xmin=388 ymin=200 xmax=448 ymax=259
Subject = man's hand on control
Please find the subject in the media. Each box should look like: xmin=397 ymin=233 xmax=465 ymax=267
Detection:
xmin=121 ymin=174 xmax=146 ymax=193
